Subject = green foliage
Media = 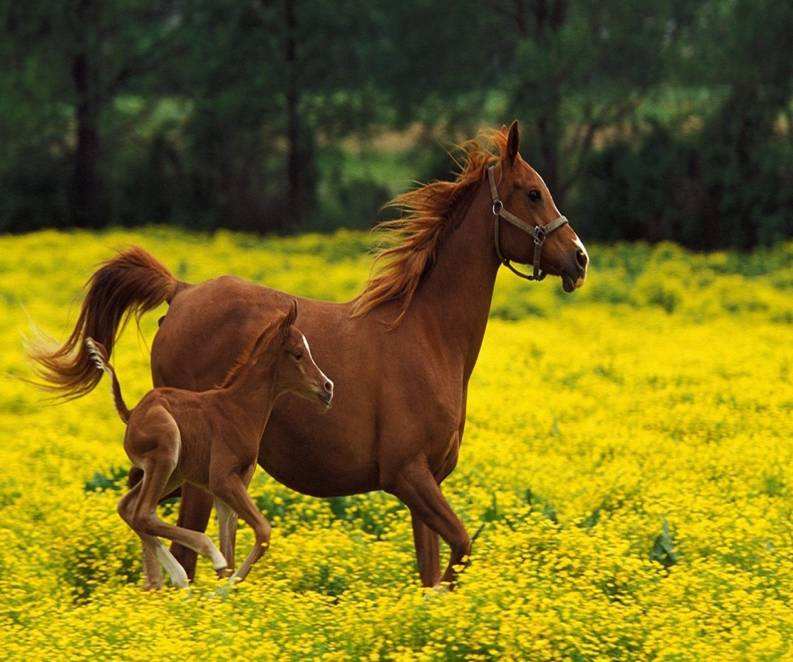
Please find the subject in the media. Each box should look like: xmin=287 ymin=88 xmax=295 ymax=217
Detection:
xmin=0 ymin=0 xmax=790 ymax=247
xmin=575 ymin=120 xmax=792 ymax=250
xmin=649 ymin=520 xmax=678 ymax=569
xmin=84 ymin=466 xmax=129 ymax=493
xmin=326 ymin=494 xmax=406 ymax=539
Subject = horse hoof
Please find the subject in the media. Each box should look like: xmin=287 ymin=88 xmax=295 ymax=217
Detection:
xmin=216 ymin=567 xmax=234 ymax=579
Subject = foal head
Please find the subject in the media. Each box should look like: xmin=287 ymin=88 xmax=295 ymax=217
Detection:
xmin=492 ymin=121 xmax=588 ymax=292
xmin=241 ymin=300 xmax=333 ymax=409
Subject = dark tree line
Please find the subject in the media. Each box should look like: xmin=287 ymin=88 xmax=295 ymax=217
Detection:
xmin=1 ymin=0 xmax=791 ymax=248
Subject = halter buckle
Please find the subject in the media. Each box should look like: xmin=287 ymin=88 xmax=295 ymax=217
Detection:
xmin=491 ymin=200 xmax=503 ymax=216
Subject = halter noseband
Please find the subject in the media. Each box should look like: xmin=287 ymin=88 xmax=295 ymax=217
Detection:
xmin=487 ymin=165 xmax=568 ymax=281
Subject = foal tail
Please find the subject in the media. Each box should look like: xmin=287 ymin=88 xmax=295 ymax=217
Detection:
xmin=27 ymin=247 xmax=184 ymax=401
xmin=85 ymin=338 xmax=130 ymax=423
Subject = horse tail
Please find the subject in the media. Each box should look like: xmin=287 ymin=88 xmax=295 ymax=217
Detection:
xmin=27 ymin=247 xmax=184 ymax=401
xmin=84 ymin=338 xmax=131 ymax=423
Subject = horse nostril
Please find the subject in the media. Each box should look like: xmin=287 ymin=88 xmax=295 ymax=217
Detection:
xmin=575 ymin=249 xmax=588 ymax=271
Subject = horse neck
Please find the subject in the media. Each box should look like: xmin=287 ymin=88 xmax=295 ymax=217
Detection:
xmin=409 ymin=178 xmax=501 ymax=380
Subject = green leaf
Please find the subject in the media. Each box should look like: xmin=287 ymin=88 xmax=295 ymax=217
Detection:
xmin=649 ymin=519 xmax=677 ymax=568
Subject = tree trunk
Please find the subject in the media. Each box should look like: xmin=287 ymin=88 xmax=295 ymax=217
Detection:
xmin=537 ymin=113 xmax=561 ymax=203
xmin=530 ymin=0 xmax=567 ymax=206
xmin=284 ymin=0 xmax=302 ymax=231
xmin=71 ymin=49 xmax=102 ymax=227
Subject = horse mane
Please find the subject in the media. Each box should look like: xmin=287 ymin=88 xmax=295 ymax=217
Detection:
xmin=351 ymin=128 xmax=509 ymax=325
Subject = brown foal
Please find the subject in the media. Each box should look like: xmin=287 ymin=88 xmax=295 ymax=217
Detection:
xmin=85 ymin=301 xmax=333 ymax=588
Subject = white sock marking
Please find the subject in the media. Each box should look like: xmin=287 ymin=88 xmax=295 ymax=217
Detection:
xmin=154 ymin=542 xmax=189 ymax=588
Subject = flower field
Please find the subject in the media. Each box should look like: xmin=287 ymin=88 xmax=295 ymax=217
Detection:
xmin=0 ymin=229 xmax=791 ymax=660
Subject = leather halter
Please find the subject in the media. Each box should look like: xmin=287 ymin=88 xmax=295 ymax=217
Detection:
xmin=487 ymin=165 xmax=569 ymax=281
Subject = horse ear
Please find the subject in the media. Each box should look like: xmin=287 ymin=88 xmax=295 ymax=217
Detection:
xmin=506 ymin=120 xmax=520 ymax=166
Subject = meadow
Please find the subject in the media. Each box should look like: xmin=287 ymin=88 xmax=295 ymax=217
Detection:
xmin=0 ymin=228 xmax=791 ymax=660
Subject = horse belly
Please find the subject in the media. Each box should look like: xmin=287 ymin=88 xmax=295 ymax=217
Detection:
xmin=259 ymin=396 xmax=381 ymax=497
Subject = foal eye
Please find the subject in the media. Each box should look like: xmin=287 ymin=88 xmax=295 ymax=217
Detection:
xmin=528 ymin=189 xmax=542 ymax=202
xmin=292 ymin=352 xmax=303 ymax=361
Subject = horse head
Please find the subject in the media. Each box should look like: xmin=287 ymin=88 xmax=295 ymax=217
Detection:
xmin=490 ymin=121 xmax=588 ymax=292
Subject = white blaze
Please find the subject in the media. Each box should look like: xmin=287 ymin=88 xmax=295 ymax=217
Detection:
xmin=301 ymin=333 xmax=333 ymax=391
xmin=572 ymin=233 xmax=589 ymax=288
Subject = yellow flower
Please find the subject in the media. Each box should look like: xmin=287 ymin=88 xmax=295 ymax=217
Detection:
xmin=0 ymin=230 xmax=790 ymax=659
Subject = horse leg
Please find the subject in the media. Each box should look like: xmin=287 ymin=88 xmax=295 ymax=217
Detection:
xmin=170 ymin=482 xmax=214 ymax=581
xmin=391 ymin=460 xmax=470 ymax=586
xmin=211 ymin=472 xmax=271 ymax=583
xmin=411 ymin=513 xmax=441 ymax=587
xmin=215 ymin=498 xmax=237 ymax=575
xmin=118 ymin=483 xmax=165 ymax=590
xmin=131 ymin=457 xmax=228 ymax=583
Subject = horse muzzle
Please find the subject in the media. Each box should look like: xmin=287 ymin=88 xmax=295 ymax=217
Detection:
xmin=561 ymin=242 xmax=589 ymax=292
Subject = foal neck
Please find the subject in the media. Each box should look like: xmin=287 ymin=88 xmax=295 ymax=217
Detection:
xmin=220 ymin=357 xmax=279 ymax=425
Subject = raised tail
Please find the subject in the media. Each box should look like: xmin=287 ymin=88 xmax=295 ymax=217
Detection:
xmin=27 ymin=246 xmax=184 ymax=401
xmin=85 ymin=338 xmax=131 ymax=423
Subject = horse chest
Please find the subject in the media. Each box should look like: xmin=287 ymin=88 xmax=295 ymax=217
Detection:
xmin=421 ymin=394 xmax=466 ymax=476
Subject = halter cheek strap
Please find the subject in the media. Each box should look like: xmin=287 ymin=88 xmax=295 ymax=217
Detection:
xmin=487 ymin=165 xmax=568 ymax=281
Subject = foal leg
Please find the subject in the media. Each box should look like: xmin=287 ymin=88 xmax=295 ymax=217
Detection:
xmin=212 ymin=473 xmax=271 ymax=583
xmin=170 ymin=483 xmax=214 ymax=581
xmin=119 ymin=482 xmax=192 ymax=589
xmin=131 ymin=457 xmax=228 ymax=581
xmin=215 ymin=498 xmax=237 ymax=575
xmin=391 ymin=459 xmax=470 ymax=586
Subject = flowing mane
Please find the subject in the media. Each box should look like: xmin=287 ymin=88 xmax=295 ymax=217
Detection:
xmin=351 ymin=128 xmax=509 ymax=324
xmin=217 ymin=327 xmax=274 ymax=388
xmin=216 ymin=315 xmax=284 ymax=388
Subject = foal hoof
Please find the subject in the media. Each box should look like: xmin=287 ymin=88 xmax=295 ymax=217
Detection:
xmin=216 ymin=567 xmax=234 ymax=579
xmin=171 ymin=576 xmax=190 ymax=590
xmin=169 ymin=566 xmax=190 ymax=590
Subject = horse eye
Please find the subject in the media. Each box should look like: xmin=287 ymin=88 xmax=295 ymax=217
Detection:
xmin=528 ymin=190 xmax=542 ymax=202
xmin=291 ymin=351 xmax=303 ymax=361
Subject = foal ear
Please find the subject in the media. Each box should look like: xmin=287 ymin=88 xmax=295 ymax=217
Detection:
xmin=505 ymin=120 xmax=520 ymax=166
xmin=278 ymin=299 xmax=298 ymax=339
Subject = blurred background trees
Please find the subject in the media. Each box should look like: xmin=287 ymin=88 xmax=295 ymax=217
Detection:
xmin=1 ymin=0 xmax=790 ymax=247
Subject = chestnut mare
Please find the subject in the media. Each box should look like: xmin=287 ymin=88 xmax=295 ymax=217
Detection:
xmin=31 ymin=122 xmax=588 ymax=587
